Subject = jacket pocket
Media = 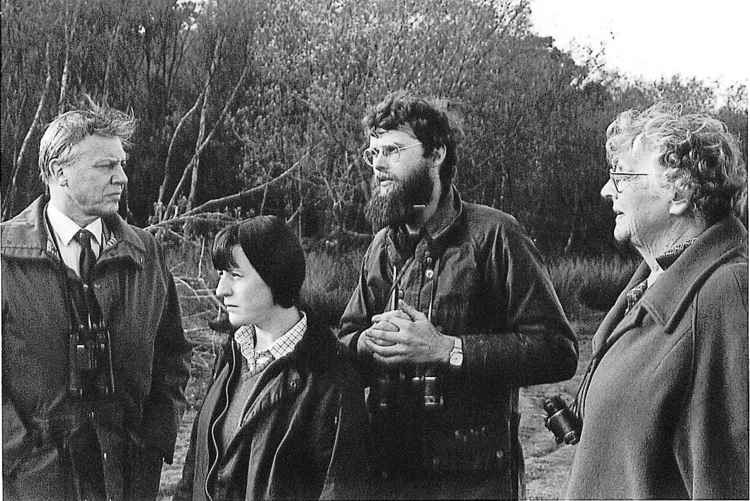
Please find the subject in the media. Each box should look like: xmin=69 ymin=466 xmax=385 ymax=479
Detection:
xmin=422 ymin=422 xmax=509 ymax=473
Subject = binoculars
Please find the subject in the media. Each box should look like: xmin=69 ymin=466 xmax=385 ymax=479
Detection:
xmin=369 ymin=366 xmax=443 ymax=412
xmin=68 ymin=320 xmax=116 ymax=400
xmin=543 ymin=395 xmax=581 ymax=445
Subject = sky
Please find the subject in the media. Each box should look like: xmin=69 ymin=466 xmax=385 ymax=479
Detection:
xmin=528 ymin=0 xmax=749 ymax=87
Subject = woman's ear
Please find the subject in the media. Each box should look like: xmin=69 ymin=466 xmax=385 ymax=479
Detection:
xmin=432 ymin=145 xmax=447 ymax=168
xmin=668 ymin=187 xmax=694 ymax=216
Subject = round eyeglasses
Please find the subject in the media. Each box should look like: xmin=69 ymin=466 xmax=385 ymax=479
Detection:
xmin=608 ymin=170 xmax=649 ymax=193
xmin=362 ymin=142 xmax=422 ymax=167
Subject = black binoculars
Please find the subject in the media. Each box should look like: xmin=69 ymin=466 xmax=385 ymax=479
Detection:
xmin=369 ymin=366 xmax=443 ymax=412
xmin=68 ymin=320 xmax=116 ymax=400
xmin=543 ymin=395 xmax=581 ymax=445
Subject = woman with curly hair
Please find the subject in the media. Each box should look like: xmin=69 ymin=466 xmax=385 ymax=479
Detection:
xmin=565 ymin=104 xmax=748 ymax=499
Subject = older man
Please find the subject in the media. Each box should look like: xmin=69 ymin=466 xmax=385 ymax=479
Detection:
xmin=2 ymin=104 xmax=192 ymax=500
xmin=339 ymin=91 xmax=578 ymax=499
xmin=565 ymin=104 xmax=748 ymax=499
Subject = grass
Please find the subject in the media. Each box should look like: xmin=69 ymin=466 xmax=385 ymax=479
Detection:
xmin=546 ymin=254 xmax=638 ymax=320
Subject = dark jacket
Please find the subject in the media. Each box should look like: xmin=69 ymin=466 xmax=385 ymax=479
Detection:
xmin=339 ymin=187 xmax=578 ymax=499
xmin=565 ymin=216 xmax=749 ymax=499
xmin=2 ymin=196 xmax=192 ymax=501
xmin=174 ymin=315 xmax=372 ymax=501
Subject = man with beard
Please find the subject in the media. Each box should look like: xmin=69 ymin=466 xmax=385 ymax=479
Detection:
xmin=339 ymin=91 xmax=578 ymax=499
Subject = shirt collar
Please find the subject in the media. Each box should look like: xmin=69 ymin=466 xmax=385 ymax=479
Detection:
xmin=46 ymin=202 xmax=103 ymax=246
xmin=266 ymin=311 xmax=307 ymax=360
xmin=233 ymin=311 xmax=307 ymax=363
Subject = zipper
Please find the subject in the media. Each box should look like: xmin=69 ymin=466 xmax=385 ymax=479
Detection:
xmin=204 ymin=342 xmax=237 ymax=501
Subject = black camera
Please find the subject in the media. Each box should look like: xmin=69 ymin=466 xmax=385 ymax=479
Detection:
xmin=543 ymin=395 xmax=581 ymax=445
xmin=68 ymin=320 xmax=116 ymax=400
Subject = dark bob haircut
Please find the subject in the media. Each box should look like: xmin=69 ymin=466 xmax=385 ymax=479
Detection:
xmin=211 ymin=215 xmax=305 ymax=308
xmin=362 ymin=91 xmax=462 ymax=196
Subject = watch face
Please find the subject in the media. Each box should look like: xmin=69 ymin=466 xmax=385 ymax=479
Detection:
xmin=450 ymin=351 xmax=463 ymax=367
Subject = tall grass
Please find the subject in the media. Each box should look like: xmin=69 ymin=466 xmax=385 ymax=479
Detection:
xmin=547 ymin=255 xmax=638 ymax=321
xmin=301 ymin=249 xmax=364 ymax=327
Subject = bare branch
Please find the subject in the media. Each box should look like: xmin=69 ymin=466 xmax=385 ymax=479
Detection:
xmin=57 ymin=0 xmax=82 ymax=114
xmin=162 ymin=36 xmax=251 ymax=219
xmin=181 ymin=153 xmax=308 ymax=216
xmin=2 ymin=41 xmax=52 ymax=220
xmin=187 ymin=32 xmax=225 ymax=210
xmin=156 ymin=86 xmax=206 ymax=205
xmin=102 ymin=3 xmax=125 ymax=103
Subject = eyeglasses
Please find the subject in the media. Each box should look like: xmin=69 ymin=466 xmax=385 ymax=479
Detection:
xmin=608 ymin=170 xmax=649 ymax=193
xmin=362 ymin=142 xmax=421 ymax=167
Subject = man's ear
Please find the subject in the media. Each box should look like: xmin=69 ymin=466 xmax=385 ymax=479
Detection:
xmin=49 ymin=159 xmax=67 ymax=186
xmin=432 ymin=145 xmax=447 ymax=168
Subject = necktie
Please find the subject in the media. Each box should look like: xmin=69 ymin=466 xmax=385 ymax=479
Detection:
xmin=76 ymin=229 xmax=96 ymax=284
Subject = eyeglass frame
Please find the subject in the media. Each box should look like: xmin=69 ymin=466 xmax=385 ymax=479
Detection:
xmin=362 ymin=142 xmax=422 ymax=167
xmin=608 ymin=170 xmax=649 ymax=193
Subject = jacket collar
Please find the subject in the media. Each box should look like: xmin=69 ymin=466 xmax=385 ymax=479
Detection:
xmin=1 ymin=196 xmax=146 ymax=267
xmin=423 ymin=185 xmax=463 ymax=241
xmin=386 ymin=185 xmax=464 ymax=263
xmin=592 ymin=216 xmax=747 ymax=351
xmin=640 ymin=216 xmax=747 ymax=333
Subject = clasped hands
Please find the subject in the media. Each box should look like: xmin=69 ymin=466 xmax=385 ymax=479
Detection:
xmin=357 ymin=300 xmax=455 ymax=366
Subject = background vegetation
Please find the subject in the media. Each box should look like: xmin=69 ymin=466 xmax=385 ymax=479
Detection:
xmin=2 ymin=0 xmax=746 ymax=257
xmin=2 ymin=2 xmax=745 ymax=497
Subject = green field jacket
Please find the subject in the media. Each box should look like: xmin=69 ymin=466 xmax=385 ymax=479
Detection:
xmin=1 ymin=196 xmax=192 ymax=500
xmin=339 ymin=187 xmax=578 ymax=499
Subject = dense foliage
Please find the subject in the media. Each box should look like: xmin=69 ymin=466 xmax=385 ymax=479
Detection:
xmin=2 ymin=0 xmax=746 ymax=255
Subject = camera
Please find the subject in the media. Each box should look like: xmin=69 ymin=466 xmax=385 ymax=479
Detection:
xmin=68 ymin=320 xmax=116 ymax=400
xmin=543 ymin=395 xmax=581 ymax=445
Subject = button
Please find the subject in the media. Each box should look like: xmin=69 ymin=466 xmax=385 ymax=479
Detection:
xmin=425 ymin=269 xmax=434 ymax=280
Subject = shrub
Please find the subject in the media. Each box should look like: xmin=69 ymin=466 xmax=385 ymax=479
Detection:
xmin=301 ymin=248 xmax=364 ymax=327
xmin=547 ymin=255 xmax=638 ymax=320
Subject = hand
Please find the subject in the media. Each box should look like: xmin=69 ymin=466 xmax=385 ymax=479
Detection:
xmin=362 ymin=300 xmax=454 ymax=366
xmin=357 ymin=316 xmax=398 ymax=354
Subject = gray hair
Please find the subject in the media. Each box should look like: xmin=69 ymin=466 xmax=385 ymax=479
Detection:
xmin=606 ymin=103 xmax=746 ymax=224
xmin=38 ymin=104 xmax=135 ymax=183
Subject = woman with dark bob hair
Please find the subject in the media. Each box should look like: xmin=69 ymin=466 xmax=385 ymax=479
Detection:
xmin=565 ymin=104 xmax=748 ymax=499
xmin=175 ymin=216 xmax=370 ymax=500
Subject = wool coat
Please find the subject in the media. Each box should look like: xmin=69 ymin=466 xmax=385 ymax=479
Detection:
xmin=565 ymin=216 xmax=749 ymax=499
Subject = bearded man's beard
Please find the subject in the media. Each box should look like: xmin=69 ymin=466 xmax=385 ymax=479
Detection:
xmin=364 ymin=161 xmax=434 ymax=231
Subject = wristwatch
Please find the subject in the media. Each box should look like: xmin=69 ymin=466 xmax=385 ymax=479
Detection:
xmin=448 ymin=336 xmax=463 ymax=370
